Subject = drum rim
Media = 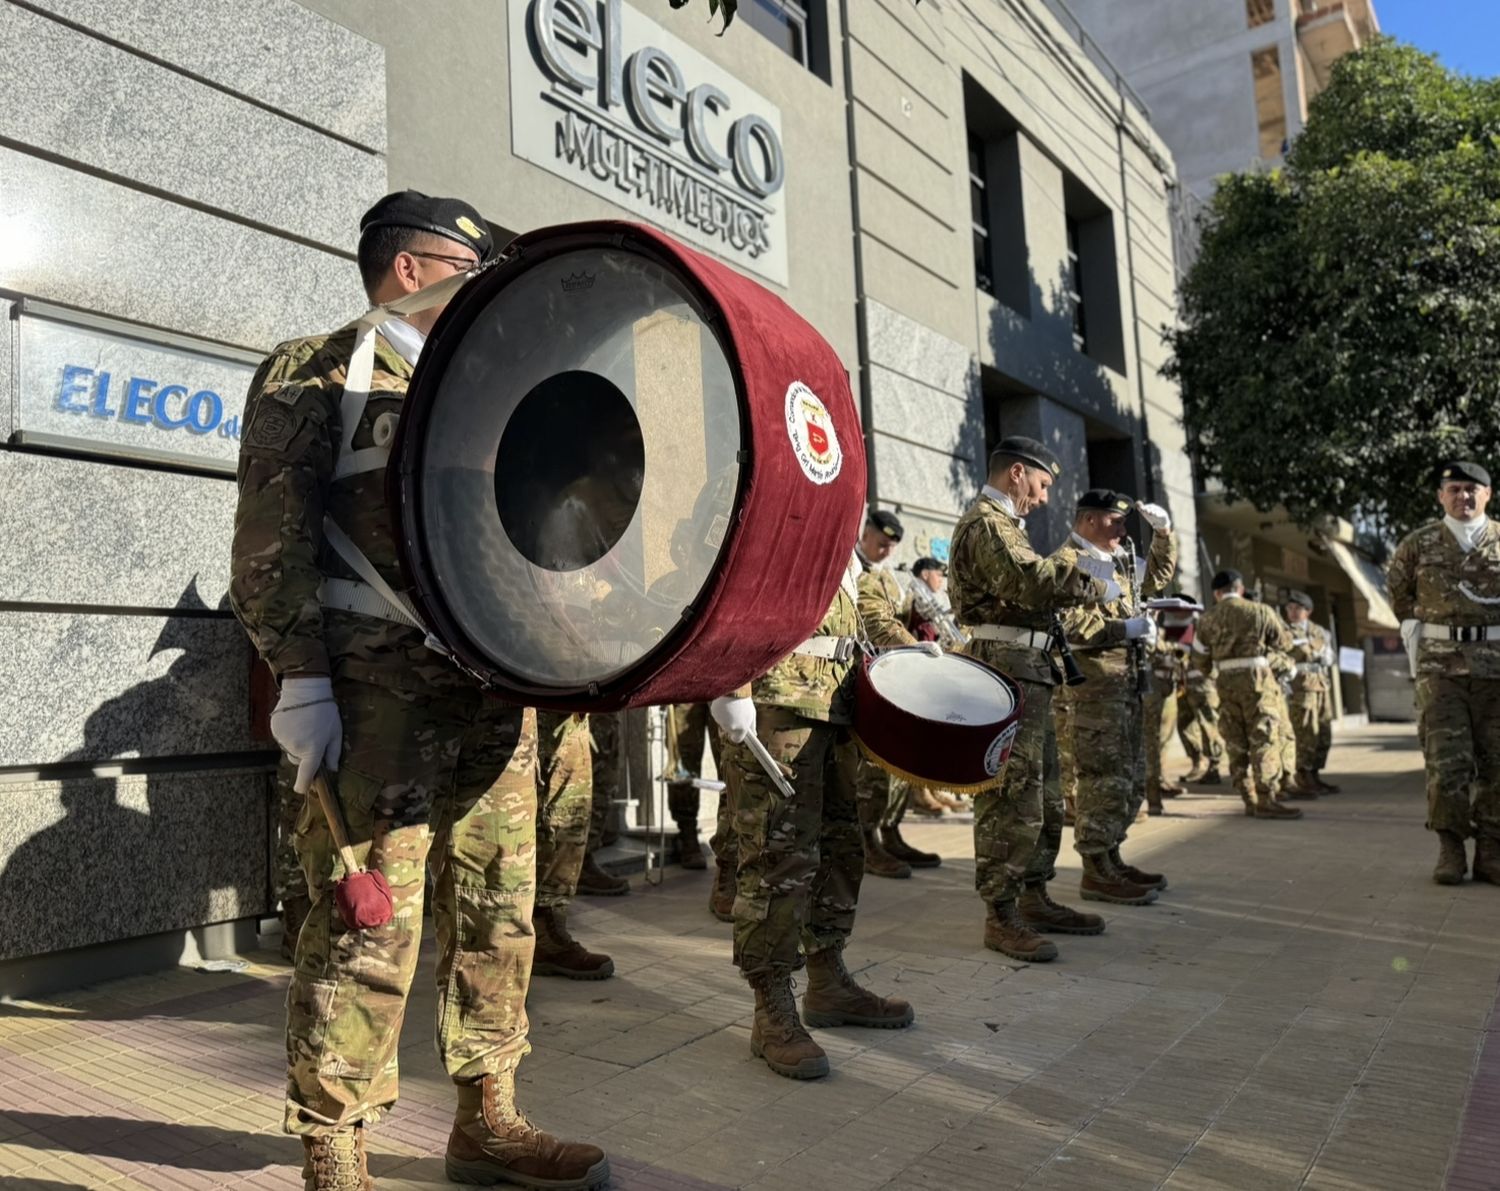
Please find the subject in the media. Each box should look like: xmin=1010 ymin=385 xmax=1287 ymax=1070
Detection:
xmin=863 ymin=647 xmax=1019 ymax=728
xmin=389 ymin=222 xmax=751 ymax=706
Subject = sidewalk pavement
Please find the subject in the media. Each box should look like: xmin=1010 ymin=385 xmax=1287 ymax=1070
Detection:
xmin=0 ymin=722 xmax=1495 ymax=1190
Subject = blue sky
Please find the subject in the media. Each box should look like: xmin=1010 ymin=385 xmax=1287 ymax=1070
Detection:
xmin=1375 ymin=0 xmax=1500 ymax=78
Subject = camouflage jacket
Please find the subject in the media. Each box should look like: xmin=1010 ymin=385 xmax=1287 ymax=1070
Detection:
xmin=1192 ymin=595 xmax=1293 ymax=679
xmin=753 ymin=567 xmax=861 ymax=724
xmin=856 ymin=557 xmax=916 ymax=649
xmin=229 ymin=326 xmax=475 ymax=694
xmin=1053 ymin=530 xmax=1177 ymax=695
xmin=949 ymin=492 xmax=1108 ymax=686
xmin=1388 ymin=519 xmax=1500 ymax=679
xmin=1287 ymin=621 xmax=1332 ymax=694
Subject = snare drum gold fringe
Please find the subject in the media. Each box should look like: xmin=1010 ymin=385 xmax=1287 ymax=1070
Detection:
xmin=851 ymin=732 xmax=1004 ymax=794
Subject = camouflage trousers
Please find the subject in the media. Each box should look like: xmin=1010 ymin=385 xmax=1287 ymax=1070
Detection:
xmin=1062 ymin=689 xmax=1146 ymax=855
xmin=1216 ymin=670 xmax=1286 ymax=802
xmin=1142 ymin=685 xmax=1176 ymax=793
xmin=1417 ymin=674 xmax=1500 ymax=840
xmin=1274 ymin=685 xmax=1296 ymax=786
xmin=534 ymin=711 xmax=593 ymax=910
xmin=853 ymin=754 xmax=912 ymax=831
xmin=587 ymin=711 xmax=624 ymax=850
xmin=1055 ymin=698 xmax=1077 ymax=815
xmin=725 ymin=706 xmax=863 ymax=975
xmin=710 ymin=740 xmax=743 ymax=865
xmin=666 ymin=703 xmax=728 ymax=835
xmin=274 ymin=754 xmax=307 ymax=906
xmin=1289 ymin=687 xmax=1333 ymax=772
xmin=1178 ymin=681 xmax=1225 ymax=767
xmin=974 ymin=678 xmax=1061 ymax=904
xmin=284 ymin=680 xmax=536 ymax=1136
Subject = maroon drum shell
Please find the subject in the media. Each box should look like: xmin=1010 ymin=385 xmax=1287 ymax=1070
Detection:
xmin=851 ymin=650 xmax=1025 ymax=792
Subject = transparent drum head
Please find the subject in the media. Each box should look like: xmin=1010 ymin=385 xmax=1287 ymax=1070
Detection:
xmin=404 ymin=244 xmax=743 ymax=691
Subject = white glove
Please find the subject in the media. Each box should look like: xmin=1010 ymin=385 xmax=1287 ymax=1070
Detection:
xmin=1400 ymin=619 xmax=1421 ymax=680
xmin=1143 ymin=617 xmax=1159 ymax=648
xmin=271 ymin=676 xmax=342 ymax=794
xmin=1099 ymin=578 xmax=1122 ymax=604
xmin=710 ymin=694 xmax=757 ymax=745
xmin=915 ymin=641 xmax=943 ymax=657
xmin=1123 ymin=616 xmax=1151 ymax=640
xmin=1136 ymin=501 xmax=1172 ymax=532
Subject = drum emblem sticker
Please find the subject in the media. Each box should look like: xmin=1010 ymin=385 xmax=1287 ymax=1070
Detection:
xmin=984 ymin=723 xmax=1020 ymax=777
xmin=785 ymin=382 xmax=842 ymax=485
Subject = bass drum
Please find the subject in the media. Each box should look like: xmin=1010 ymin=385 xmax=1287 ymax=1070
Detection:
xmin=391 ymin=221 xmax=865 ymax=710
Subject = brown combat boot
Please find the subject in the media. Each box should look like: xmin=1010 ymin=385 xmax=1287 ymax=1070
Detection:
xmin=1473 ymin=837 xmax=1500 ymax=885
xmin=447 ymin=1071 xmax=609 ymax=1188
xmin=677 ymin=828 xmax=707 ymax=870
xmin=1434 ymin=831 xmax=1468 ymax=885
xmin=1080 ymin=852 xmax=1159 ymax=906
xmin=1200 ymin=765 xmax=1223 ymax=786
xmin=302 ymin=1126 xmax=372 ymax=1191
xmin=862 ymin=828 xmax=912 ymax=879
xmin=1157 ymin=781 xmax=1184 ymax=800
xmin=881 ymin=825 xmax=941 ymax=868
xmin=575 ymin=852 xmax=629 ymax=897
xmin=280 ymin=894 xmax=312 ymax=964
xmin=709 ymin=859 xmax=736 ymax=922
xmin=984 ymin=899 xmax=1058 ymax=962
xmin=1146 ymin=791 xmax=1165 ymax=816
xmin=532 ymin=906 xmax=614 ymax=980
xmin=1286 ymin=770 xmax=1319 ymax=800
xmin=1255 ymin=794 xmax=1303 ymax=820
xmin=1239 ymin=789 xmax=1256 ymax=817
xmin=748 ymin=970 xmax=830 ymax=1079
xmin=1181 ymin=761 xmax=1206 ymax=783
xmin=802 ymin=947 xmax=915 ymax=1029
xmin=1109 ymin=846 xmax=1167 ymax=892
xmin=1017 ymin=881 xmax=1104 ymax=935
xmin=1313 ymin=771 xmax=1341 ymax=793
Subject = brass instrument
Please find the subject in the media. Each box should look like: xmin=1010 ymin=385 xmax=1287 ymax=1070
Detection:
xmin=909 ymin=583 xmax=969 ymax=649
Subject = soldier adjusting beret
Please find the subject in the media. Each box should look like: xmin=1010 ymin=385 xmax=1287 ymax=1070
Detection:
xmin=359 ymin=189 xmax=495 ymax=262
xmin=1077 ymin=488 xmax=1132 ymax=514
xmin=1286 ymin=590 xmax=1314 ymax=610
xmin=868 ymin=508 xmax=904 ymax=541
xmin=993 ymin=435 xmax=1062 ymax=478
xmin=1438 ymin=460 xmax=1491 ymax=487
xmin=1211 ymin=569 xmax=1243 ymax=591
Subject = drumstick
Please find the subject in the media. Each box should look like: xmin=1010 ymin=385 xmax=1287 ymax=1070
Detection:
xmin=744 ymin=731 xmax=797 ymax=799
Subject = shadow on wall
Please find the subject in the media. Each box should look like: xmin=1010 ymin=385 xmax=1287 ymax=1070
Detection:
xmin=0 ymin=580 xmax=268 ymax=968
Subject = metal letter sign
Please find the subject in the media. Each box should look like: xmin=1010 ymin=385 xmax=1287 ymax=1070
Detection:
xmin=509 ymin=0 xmax=790 ymax=286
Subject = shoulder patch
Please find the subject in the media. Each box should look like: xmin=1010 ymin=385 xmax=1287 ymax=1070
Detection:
xmin=267 ymin=383 xmax=305 ymax=407
xmin=245 ymin=404 xmax=299 ymax=452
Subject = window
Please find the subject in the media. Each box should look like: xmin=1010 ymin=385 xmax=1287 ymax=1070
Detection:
xmin=1065 ymin=216 xmax=1087 ymax=353
xmin=1252 ymin=47 xmax=1288 ymax=160
xmin=1063 ymin=176 xmax=1126 ymax=374
xmin=1246 ymin=0 xmax=1275 ymax=28
xmin=743 ymin=0 xmax=809 ymax=67
xmin=969 ymin=134 xmax=993 ymax=296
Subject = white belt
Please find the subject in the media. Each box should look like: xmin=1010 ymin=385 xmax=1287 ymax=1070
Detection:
xmin=793 ymin=635 xmax=857 ymax=663
xmin=321 ymin=577 xmax=422 ymax=629
xmin=1218 ymin=656 xmax=1269 ymax=671
xmin=1421 ymin=623 xmax=1500 ymax=642
xmin=968 ymin=624 xmax=1052 ymax=650
xmin=1293 ymin=662 xmax=1328 ymax=676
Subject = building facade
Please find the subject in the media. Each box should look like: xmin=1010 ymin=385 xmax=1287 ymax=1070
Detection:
xmin=0 ymin=0 xmax=1191 ymax=992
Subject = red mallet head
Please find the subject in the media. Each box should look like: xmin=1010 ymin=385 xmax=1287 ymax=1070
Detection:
xmin=335 ymin=869 xmax=394 ymax=929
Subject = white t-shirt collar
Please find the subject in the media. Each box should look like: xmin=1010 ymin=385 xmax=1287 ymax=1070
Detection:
xmin=379 ymin=317 xmax=426 ymax=368
xmin=1444 ymin=514 xmax=1489 ymax=553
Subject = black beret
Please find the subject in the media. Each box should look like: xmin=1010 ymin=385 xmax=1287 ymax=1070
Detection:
xmin=359 ymin=189 xmax=494 ymax=262
xmin=867 ymin=509 xmax=904 ymax=541
xmin=1211 ymin=569 xmax=1244 ymax=591
xmin=1286 ymin=590 xmax=1314 ymax=610
xmin=1077 ymin=488 xmax=1132 ymax=514
xmin=913 ymin=556 xmax=943 ymax=575
xmin=992 ymin=435 xmax=1062 ymax=478
xmin=1438 ymin=460 xmax=1491 ymax=487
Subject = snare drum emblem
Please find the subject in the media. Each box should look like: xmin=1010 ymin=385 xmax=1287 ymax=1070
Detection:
xmin=785 ymin=381 xmax=842 ymax=485
xmin=984 ymin=723 xmax=1021 ymax=776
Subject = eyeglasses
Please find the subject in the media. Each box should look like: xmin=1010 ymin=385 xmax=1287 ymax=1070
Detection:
xmin=410 ymin=250 xmax=479 ymax=272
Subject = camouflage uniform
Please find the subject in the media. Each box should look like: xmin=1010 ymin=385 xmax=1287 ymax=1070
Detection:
xmin=274 ymin=754 xmax=308 ymax=907
xmin=1287 ymin=621 xmax=1335 ymax=773
xmin=1053 ymin=532 xmax=1177 ymax=854
xmin=230 ymin=329 xmax=538 ymax=1135
xmin=535 ymin=711 xmax=593 ymax=910
xmin=726 ymin=578 xmax=864 ymax=974
xmin=1143 ymin=641 xmax=1182 ymax=796
xmin=667 ymin=703 xmax=727 ymax=845
xmin=948 ymin=493 xmax=1107 ymax=905
xmin=1387 ymin=519 xmax=1500 ymax=841
xmin=1054 ymin=698 xmax=1078 ymax=822
xmin=854 ymin=562 xmax=916 ymax=832
xmin=1268 ymin=649 xmax=1299 ymax=790
xmin=587 ymin=711 xmax=623 ymax=850
xmin=1178 ymin=670 xmax=1226 ymax=770
xmin=1192 ymin=596 xmax=1295 ymax=805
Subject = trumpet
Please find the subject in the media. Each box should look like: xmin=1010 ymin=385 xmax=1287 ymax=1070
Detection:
xmin=910 ymin=584 xmax=969 ymax=649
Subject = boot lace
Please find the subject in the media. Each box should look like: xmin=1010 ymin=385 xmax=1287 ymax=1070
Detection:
xmin=308 ymin=1131 xmax=367 ymax=1190
xmin=763 ymin=977 xmax=813 ymax=1044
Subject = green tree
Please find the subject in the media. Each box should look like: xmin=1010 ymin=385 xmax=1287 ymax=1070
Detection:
xmin=1165 ymin=40 xmax=1500 ymax=539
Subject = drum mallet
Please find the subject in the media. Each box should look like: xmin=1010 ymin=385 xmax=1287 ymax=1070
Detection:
xmin=310 ymin=771 xmax=394 ymax=929
xmin=744 ymin=732 xmax=797 ymax=799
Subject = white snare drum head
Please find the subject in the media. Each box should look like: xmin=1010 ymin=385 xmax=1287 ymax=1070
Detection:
xmin=868 ymin=650 xmax=1015 ymax=726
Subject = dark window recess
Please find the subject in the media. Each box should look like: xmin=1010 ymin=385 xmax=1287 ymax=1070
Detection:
xmin=1062 ymin=174 xmax=1127 ymax=375
xmin=1066 ymin=216 xmax=1087 ymax=354
xmin=969 ymin=133 xmax=994 ymax=295
xmin=963 ymin=75 xmax=1030 ymax=316
xmin=743 ymin=0 xmax=809 ymax=68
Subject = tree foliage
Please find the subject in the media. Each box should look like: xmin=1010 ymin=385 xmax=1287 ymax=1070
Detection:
xmin=1165 ymin=40 xmax=1500 ymax=539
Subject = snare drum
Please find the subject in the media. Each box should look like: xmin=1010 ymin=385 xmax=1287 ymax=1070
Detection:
xmin=852 ymin=648 xmax=1025 ymax=792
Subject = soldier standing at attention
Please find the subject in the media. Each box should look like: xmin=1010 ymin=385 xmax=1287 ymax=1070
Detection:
xmin=1192 ymin=571 xmax=1303 ymax=821
xmin=1142 ymin=628 xmax=1183 ymax=814
xmin=1178 ymin=619 xmax=1226 ymax=787
xmin=1387 ymin=460 xmax=1500 ymax=885
xmin=1283 ymin=592 xmax=1339 ymax=795
xmin=1052 ymin=491 xmax=1178 ymax=902
xmin=230 ymin=191 xmax=607 ymax=1191
xmin=855 ymin=509 xmax=941 ymax=875
xmin=948 ymin=438 xmax=1117 ymax=962
xmin=709 ymin=550 xmax=916 ymax=1080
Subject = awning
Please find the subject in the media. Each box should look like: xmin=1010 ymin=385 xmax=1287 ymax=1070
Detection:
xmin=1325 ymin=539 xmax=1399 ymax=633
